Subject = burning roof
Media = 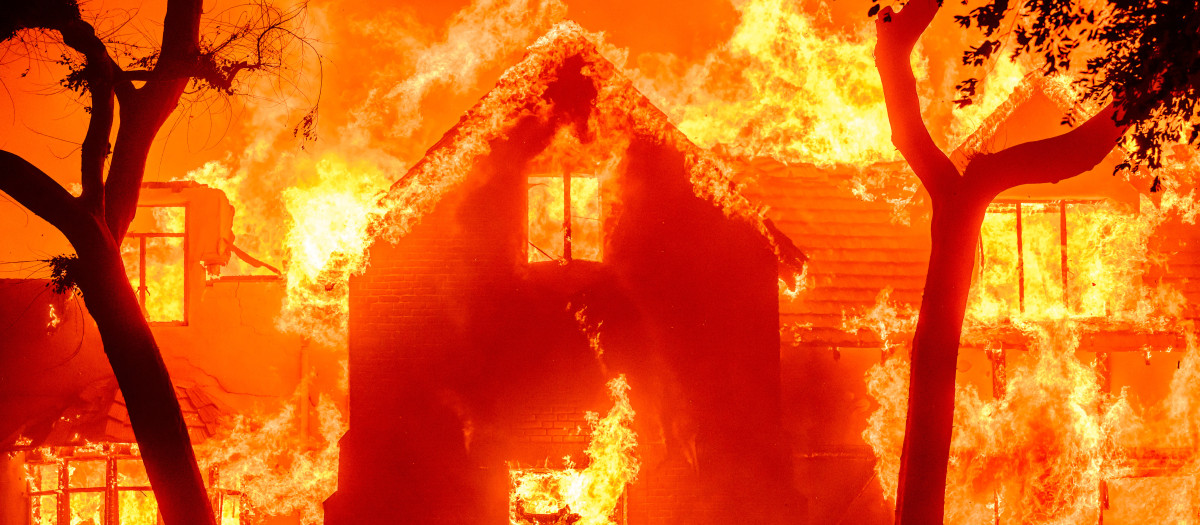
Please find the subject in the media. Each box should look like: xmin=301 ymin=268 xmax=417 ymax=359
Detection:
xmin=4 ymin=381 xmax=227 ymax=450
xmin=377 ymin=21 xmax=806 ymax=274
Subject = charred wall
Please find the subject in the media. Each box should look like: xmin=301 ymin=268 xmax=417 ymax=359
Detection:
xmin=329 ymin=60 xmax=794 ymax=525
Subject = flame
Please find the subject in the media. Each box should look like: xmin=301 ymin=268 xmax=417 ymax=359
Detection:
xmin=570 ymin=303 xmax=606 ymax=370
xmin=624 ymin=0 xmax=906 ymax=168
xmin=46 ymin=304 xmax=61 ymax=332
xmin=510 ymin=375 xmax=639 ymax=525
xmin=272 ymin=155 xmax=394 ymax=342
xmin=198 ymin=386 xmax=345 ymax=524
xmin=858 ymin=190 xmax=1200 ymax=522
xmin=185 ymin=0 xmax=920 ymax=345
xmin=120 ymin=206 xmax=187 ymax=323
xmin=183 ymin=0 xmax=569 ymax=345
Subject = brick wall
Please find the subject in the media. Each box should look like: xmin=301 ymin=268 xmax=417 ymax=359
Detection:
xmin=329 ymin=103 xmax=794 ymax=523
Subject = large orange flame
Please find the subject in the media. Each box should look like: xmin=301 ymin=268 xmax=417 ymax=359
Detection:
xmin=858 ymin=192 xmax=1200 ymax=523
xmin=509 ymin=375 xmax=639 ymax=525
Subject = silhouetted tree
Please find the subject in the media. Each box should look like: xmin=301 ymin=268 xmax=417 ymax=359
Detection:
xmin=0 ymin=2 xmax=315 ymax=524
xmin=870 ymin=0 xmax=1128 ymax=522
xmin=951 ymin=0 xmax=1200 ymax=173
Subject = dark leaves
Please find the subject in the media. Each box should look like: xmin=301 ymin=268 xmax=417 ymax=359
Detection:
xmin=868 ymin=3 xmax=882 ymax=18
xmin=958 ymin=0 xmax=1200 ymax=171
xmin=954 ymin=77 xmax=979 ymax=108
xmin=47 ymin=254 xmax=81 ymax=296
xmin=963 ymin=40 xmax=998 ymax=66
xmin=293 ymin=106 xmax=319 ymax=147
xmin=0 ymin=0 xmax=81 ymax=43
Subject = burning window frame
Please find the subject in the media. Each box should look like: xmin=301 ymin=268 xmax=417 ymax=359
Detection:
xmin=24 ymin=444 xmax=242 ymax=525
xmin=508 ymin=466 xmax=630 ymax=525
xmin=979 ymin=198 xmax=1126 ymax=318
xmin=122 ymin=204 xmax=189 ymax=326
xmin=527 ymin=173 xmax=603 ymax=264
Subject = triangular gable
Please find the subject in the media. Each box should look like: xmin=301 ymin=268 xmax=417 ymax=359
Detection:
xmin=951 ymin=72 xmax=1091 ymax=166
xmin=377 ymin=21 xmax=805 ymax=273
xmin=950 ymin=72 xmax=1136 ymax=205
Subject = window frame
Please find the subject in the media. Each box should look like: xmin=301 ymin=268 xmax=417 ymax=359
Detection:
xmin=25 ymin=446 xmax=241 ymax=525
xmin=124 ymin=204 xmax=189 ymax=326
xmin=526 ymin=172 xmax=602 ymax=264
xmin=985 ymin=198 xmax=1107 ymax=315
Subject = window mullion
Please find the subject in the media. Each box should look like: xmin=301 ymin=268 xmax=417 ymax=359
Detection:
xmin=106 ymin=455 xmax=117 ymax=525
xmin=57 ymin=457 xmax=69 ymax=524
xmin=139 ymin=236 xmax=148 ymax=315
xmin=1016 ymin=202 xmax=1025 ymax=314
xmin=1059 ymin=201 xmax=1069 ymax=312
xmin=563 ymin=171 xmax=573 ymax=263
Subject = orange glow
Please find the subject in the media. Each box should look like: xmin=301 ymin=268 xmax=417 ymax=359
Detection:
xmin=509 ymin=375 xmax=639 ymax=525
xmin=198 ymin=388 xmax=345 ymax=525
xmin=859 ymin=192 xmax=1200 ymax=523
xmin=11 ymin=0 xmax=1200 ymax=523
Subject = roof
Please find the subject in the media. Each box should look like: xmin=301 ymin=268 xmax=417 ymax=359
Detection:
xmin=3 ymin=379 xmax=228 ymax=450
xmin=376 ymin=21 xmax=806 ymax=273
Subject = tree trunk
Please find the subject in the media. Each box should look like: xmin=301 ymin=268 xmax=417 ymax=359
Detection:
xmin=895 ymin=195 xmax=989 ymax=525
xmin=72 ymin=226 xmax=216 ymax=525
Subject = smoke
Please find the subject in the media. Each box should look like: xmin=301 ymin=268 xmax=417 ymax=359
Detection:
xmin=348 ymin=0 xmax=568 ymax=143
xmin=185 ymin=0 xmax=571 ymax=344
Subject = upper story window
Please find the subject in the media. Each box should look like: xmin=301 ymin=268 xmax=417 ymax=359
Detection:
xmin=122 ymin=205 xmax=186 ymax=324
xmin=527 ymin=172 xmax=602 ymax=263
xmin=972 ymin=199 xmax=1138 ymax=320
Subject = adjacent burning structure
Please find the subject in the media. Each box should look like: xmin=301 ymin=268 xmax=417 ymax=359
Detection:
xmin=0 ymin=182 xmax=343 ymax=525
xmin=743 ymin=74 xmax=1200 ymax=523
xmin=326 ymin=23 xmax=805 ymax=525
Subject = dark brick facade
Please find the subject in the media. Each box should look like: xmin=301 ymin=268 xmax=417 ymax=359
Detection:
xmin=325 ymin=42 xmax=797 ymax=524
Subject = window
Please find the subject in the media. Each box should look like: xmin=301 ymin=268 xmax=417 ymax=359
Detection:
xmin=528 ymin=173 xmax=602 ymax=263
xmin=26 ymin=446 xmax=240 ymax=525
xmin=122 ymin=206 xmax=186 ymax=324
xmin=509 ymin=467 xmax=628 ymax=525
xmin=974 ymin=199 xmax=1137 ymax=319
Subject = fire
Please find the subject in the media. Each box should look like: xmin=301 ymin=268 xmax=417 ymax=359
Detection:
xmin=46 ymin=304 xmax=61 ymax=332
xmin=509 ymin=375 xmax=639 ymax=525
xmin=858 ymin=190 xmax=1200 ymax=522
xmin=276 ymin=155 xmax=393 ymax=343
xmin=121 ymin=206 xmax=187 ymax=323
xmin=625 ymin=0 xmax=903 ymax=168
xmin=198 ymin=387 xmax=345 ymax=525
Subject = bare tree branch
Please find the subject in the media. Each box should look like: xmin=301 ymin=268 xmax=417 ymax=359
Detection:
xmin=874 ymin=0 xmax=960 ymax=199
xmin=965 ymin=104 xmax=1126 ymax=192
xmin=0 ymin=150 xmax=92 ymax=243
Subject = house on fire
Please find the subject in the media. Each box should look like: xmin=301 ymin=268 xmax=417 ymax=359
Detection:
xmin=737 ymin=74 xmax=1200 ymax=523
xmin=2 ymin=18 xmax=1196 ymax=525
xmin=0 ymin=182 xmax=340 ymax=525
xmin=324 ymin=22 xmax=806 ymax=525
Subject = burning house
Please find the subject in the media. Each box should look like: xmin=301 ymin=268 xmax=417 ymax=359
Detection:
xmin=2 ymin=2 xmax=1200 ymax=525
xmin=324 ymin=22 xmax=805 ymax=525
xmin=0 ymin=183 xmax=343 ymax=525
xmin=741 ymin=74 xmax=1200 ymax=523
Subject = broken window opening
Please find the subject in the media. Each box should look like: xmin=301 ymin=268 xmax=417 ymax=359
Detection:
xmin=509 ymin=466 xmax=628 ymax=525
xmin=122 ymin=205 xmax=187 ymax=325
xmin=528 ymin=173 xmax=602 ymax=264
